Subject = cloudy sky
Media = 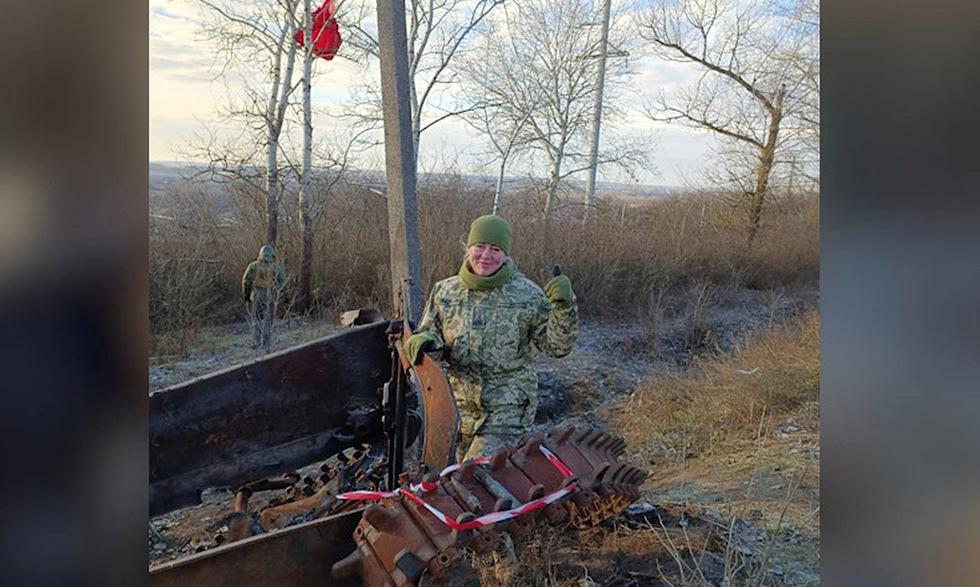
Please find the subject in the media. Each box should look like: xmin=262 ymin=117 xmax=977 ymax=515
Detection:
xmin=149 ymin=0 xmax=716 ymax=187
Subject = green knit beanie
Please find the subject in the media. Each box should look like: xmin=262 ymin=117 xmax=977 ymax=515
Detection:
xmin=466 ymin=215 xmax=512 ymax=255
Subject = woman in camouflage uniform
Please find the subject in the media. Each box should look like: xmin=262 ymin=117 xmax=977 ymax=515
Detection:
xmin=405 ymin=215 xmax=578 ymax=462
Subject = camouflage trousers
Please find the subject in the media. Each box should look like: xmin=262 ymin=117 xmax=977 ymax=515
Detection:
xmin=250 ymin=294 xmax=276 ymax=350
xmin=456 ymin=396 xmax=537 ymax=463
xmin=456 ymin=432 xmax=512 ymax=463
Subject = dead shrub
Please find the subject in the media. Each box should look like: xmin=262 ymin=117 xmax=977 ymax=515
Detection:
xmin=150 ymin=185 xmax=243 ymax=356
xmin=743 ymin=195 xmax=820 ymax=288
xmin=149 ymin=177 xmax=818 ymax=348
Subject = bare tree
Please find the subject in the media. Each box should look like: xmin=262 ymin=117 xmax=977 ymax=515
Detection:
xmin=297 ymin=0 xmax=316 ymax=312
xmin=636 ymin=0 xmax=819 ymax=245
xmin=583 ymin=0 xmax=614 ymax=220
xmin=460 ymin=0 xmax=646 ymax=219
xmin=457 ymin=19 xmax=543 ymax=215
xmin=342 ymin=0 xmax=505 ymax=173
xmin=280 ymin=0 xmax=370 ymax=311
xmin=194 ymin=0 xmax=354 ymax=310
xmin=275 ymin=98 xmax=375 ymax=311
xmin=195 ymin=0 xmax=307 ymax=246
xmin=292 ymin=0 xmax=366 ymax=311
xmin=484 ymin=106 xmax=538 ymax=215
xmin=777 ymin=0 xmax=820 ymax=190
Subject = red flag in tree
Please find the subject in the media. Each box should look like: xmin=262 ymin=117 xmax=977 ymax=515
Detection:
xmin=294 ymin=0 xmax=342 ymax=61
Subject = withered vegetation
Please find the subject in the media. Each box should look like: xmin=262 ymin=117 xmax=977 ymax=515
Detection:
xmin=150 ymin=177 xmax=818 ymax=357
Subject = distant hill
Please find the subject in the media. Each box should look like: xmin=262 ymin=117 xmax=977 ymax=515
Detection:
xmin=149 ymin=162 xmax=209 ymax=196
xmin=149 ymin=161 xmax=684 ymax=199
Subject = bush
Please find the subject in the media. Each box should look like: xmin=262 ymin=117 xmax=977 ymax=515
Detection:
xmin=150 ymin=185 xmax=244 ymax=355
xmin=149 ymin=177 xmax=819 ymax=344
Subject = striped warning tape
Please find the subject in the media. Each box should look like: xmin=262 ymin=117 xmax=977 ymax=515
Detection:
xmin=338 ymin=445 xmax=577 ymax=531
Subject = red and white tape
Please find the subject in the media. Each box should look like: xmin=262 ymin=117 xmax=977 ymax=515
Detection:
xmin=338 ymin=445 xmax=576 ymax=531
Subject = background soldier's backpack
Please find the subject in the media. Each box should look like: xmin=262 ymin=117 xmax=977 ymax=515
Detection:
xmin=253 ymin=265 xmax=273 ymax=289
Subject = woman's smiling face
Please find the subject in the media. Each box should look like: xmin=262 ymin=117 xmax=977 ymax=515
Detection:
xmin=467 ymin=242 xmax=506 ymax=276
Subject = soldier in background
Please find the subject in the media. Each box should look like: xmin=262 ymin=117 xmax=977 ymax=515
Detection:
xmin=242 ymin=245 xmax=287 ymax=351
xmin=404 ymin=215 xmax=578 ymax=463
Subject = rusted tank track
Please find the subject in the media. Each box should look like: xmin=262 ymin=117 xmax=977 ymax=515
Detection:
xmin=331 ymin=422 xmax=648 ymax=586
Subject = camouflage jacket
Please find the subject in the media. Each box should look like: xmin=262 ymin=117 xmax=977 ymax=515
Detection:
xmin=242 ymin=261 xmax=287 ymax=302
xmin=416 ymin=259 xmax=578 ymax=436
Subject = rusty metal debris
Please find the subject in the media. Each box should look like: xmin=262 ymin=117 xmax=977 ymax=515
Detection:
xmin=149 ymin=322 xmax=393 ymax=517
xmin=331 ymin=423 xmax=647 ymax=586
xmin=150 ymin=509 xmax=366 ymax=587
xmin=149 ymin=315 xmax=647 ymax=587
xmin=226 ymin=444 xmax=375 ymax=541
xmin=149 ymin=421 xmax=646 ymax=587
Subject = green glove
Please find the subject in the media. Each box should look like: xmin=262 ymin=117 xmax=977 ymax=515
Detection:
xmin=544 ymin=275 xmax=573 ymax=305
xmin=404 ymin=332 xmax=441 ymax=365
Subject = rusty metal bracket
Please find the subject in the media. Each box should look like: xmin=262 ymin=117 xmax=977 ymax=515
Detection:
xmin=396 ymin=322 xmax=459 ymax=474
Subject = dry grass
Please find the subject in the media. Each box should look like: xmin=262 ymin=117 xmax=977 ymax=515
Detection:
xmin=150 ymin=185 xmax=246 ymax=355
xmin=616 ymin=309 xmax=819 ymax=464
xmin=529 ymin=306 xmax=822 ymax=586
xmin=150 ymin=179 xmax=818 ymax=351
xmin=473 ymin=524 xmax=686 ymax=587
xmin=473 ymin=512 xmax=745 ymax=586
xmin=598 ymin=309 xmax=821 ymax=586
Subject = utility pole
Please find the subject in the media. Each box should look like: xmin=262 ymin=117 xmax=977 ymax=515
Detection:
xmin=376 ymin=0 xmax=423 ymax=322
xmin=584 ymin=0 xmax=612 ymax=222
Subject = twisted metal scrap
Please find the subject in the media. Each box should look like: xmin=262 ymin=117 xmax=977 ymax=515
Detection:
xmin=332 ymin=423 xmax=648 ymax=586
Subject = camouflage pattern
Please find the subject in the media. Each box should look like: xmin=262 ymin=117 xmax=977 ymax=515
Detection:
xmin=416 ymin=258 xmax=577 ymax=457
xmin=456 ymin=432 xmax=514 ymax=463
xmin=242 ymin=255 xmax=287 ymax=349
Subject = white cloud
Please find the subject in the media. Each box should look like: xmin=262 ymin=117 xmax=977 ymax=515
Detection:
xmin=150 ymin=0 xmax=218 ymax=125
xmin=149 ymin=1 xmax=722 ymax=187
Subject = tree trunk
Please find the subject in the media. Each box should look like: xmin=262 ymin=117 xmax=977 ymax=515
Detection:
xmin=493 ymin=155 xmax=507 ymax=216
xmin=410 ymin=98 xmax=420 ymax=182
xmin=544 ymin=172 xmax=558 ymax=218
xmin=266 ymin=50 xmax=280 ymax=246
xmin=747 ymin=86 xmax=785 ymax=247
xmin=542 ymin=156 xmax=562 ymax=264
xmin=544 ymin=147 xmax=564 ymax=219
xmin=299 ymin=211 xmax=313 ymax=313
xmin=297 ymin=0 xmax=314 ymax=313
xmin=266 ymin=174 xmax=279 ymax=245
xmin=264 ymin=1 xmax=299 ymax=246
